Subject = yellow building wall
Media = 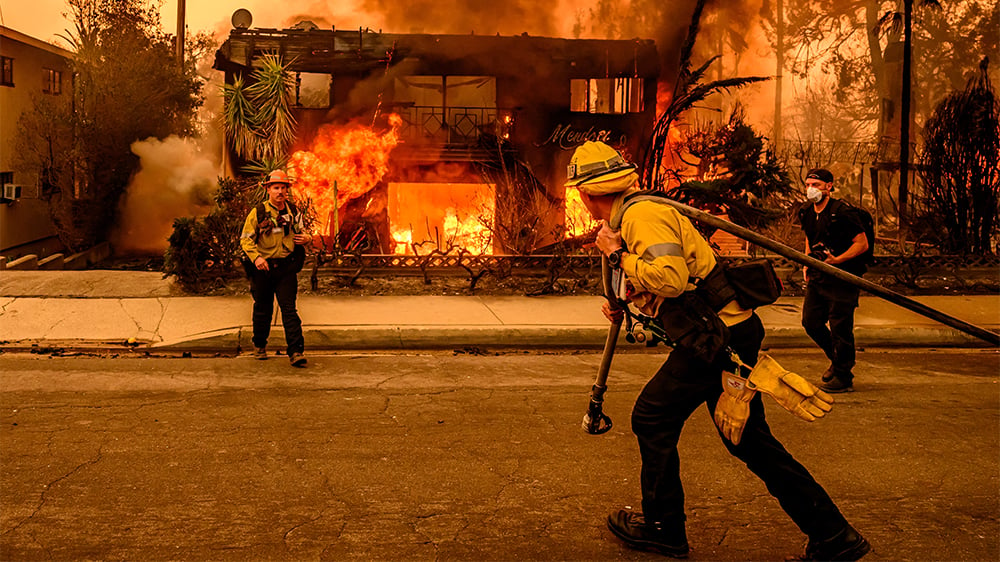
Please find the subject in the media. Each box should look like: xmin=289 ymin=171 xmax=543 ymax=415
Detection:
xmin=0 ymin=26 xmax=73 ymax=255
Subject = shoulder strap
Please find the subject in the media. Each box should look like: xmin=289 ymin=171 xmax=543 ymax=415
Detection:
xmin=609 ymin=191 xmax=671 ymax=230
xmin=609 ymin=191 xmax=717 ymax=289
xmin=826 ymin=198 xmax=846 ymax=216
xmin=252 ymin=202 xmax=269 ymax=243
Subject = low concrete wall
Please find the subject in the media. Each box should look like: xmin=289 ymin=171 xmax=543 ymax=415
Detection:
xmin=5 ymin=254 xmax=39 ymax=270
xmin=37 ymin=253 xmax=65 ymax=270
xmin=1 ymin=242 xmax=110 ymax=271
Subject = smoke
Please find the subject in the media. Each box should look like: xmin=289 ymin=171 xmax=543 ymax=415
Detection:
xmin=111 ymin=136 xmax=220 ymax=254
xmin=360 ymin=0 xmax=562 ymax=36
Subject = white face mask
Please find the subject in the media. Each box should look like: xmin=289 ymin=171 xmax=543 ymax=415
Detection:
xmin=806 ymin=186 xmax=825 ymax=203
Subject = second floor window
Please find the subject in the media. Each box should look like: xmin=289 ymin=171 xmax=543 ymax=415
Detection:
xmin=42 ymin=68 xmax=62 ymax=94
xmin=1 ymin=57 xmax=13 ymax=86
xmin=570 ymin=78 xmax=644 ymax=114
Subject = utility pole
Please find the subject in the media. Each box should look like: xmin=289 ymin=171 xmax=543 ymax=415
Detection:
xmin=898 ymin=0 xmax=913 ymax=245
xmin=773 ymin=0 xmax=784 ymax=151
xmin=175 ymin=0 xmax=186 ymax=65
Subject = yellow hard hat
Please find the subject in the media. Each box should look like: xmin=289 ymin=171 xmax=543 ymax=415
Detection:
xmin=264 ymin=169 xmax=292 ymax=185
xmin=565 ymin=141 xmax=638 ymax=195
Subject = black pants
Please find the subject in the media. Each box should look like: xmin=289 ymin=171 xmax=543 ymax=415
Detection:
xmin=801 ymin=278 xmax=860 ymax=382
xmin=631 ymin=313 xmax=848 ymax=541
xmin=248 ymin=258 xmax=304 ymax=355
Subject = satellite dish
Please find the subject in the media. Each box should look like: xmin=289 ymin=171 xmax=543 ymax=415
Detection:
xmin=231 ymin=9 xmax=253 ymax=29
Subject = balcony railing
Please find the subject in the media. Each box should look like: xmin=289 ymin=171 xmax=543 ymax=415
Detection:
xmin=390 ymin=105 xmax=512 ymax=145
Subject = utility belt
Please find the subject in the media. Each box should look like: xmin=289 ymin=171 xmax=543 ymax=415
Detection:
xmin=242 ymin=245 xmax=306 ymax=278
xmin=633 ymin=260 xmax=781 ymax=362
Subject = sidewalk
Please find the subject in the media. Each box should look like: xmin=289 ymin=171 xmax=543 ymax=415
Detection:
xmin=0 ymin=270 xmax=997 ymax=352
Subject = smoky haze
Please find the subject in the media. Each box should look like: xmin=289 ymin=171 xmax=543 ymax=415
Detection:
xmin=359 ymin=0 xmax=561 ymax=36
xmin=111 ymin=136 xmax=219 ymax=254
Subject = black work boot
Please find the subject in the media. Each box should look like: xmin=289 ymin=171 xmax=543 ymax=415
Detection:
xmin=820 ymin=375 xmax=854 ymax=394
xmin=821 ymin=365 xmax=835 ymax=383
xmin=606 ymin=509 xmax=689 ymax=558
xmin=788 ymin=525 xmax=871 ymax=561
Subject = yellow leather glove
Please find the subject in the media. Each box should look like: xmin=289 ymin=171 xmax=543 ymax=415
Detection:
xmin=714 ymin=371 xmax=756 ymax=445
xmin=746 ymin=354 xmax=834 ymax=421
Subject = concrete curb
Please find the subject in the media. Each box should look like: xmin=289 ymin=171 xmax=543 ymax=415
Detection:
xmin=4 ymin=325 xmax=993 ymax=354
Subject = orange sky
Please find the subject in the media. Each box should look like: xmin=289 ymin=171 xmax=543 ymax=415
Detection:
xmin=0 ymin=0 xmax=595 ymax=47
xmin=0 ymin=1 xmax=362 ymax=45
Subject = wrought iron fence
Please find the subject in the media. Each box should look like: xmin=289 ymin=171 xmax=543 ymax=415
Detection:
xmin=311 ymin=253 xmax=999 ymax=278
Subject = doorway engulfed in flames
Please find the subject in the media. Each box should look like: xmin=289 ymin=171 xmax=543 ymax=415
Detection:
xmin=288 ymin=116 xmax=597 ymax=256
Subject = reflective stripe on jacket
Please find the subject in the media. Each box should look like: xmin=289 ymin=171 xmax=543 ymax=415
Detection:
xmin=610 ymin=187 xmax=751 ymax=326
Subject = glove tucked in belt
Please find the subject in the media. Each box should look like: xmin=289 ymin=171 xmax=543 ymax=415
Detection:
xmin=715 ymin=353 xmax=835 ymax=445
xmin=714 ymin=371 xmax=755 ymax=445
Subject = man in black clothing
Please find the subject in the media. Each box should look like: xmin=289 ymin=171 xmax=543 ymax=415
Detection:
xmin=797 ymin=168 xmax=870 ymax=393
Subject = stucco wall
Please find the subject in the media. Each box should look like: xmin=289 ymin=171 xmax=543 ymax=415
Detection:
xmin=0 ymin=26 xmax=72 ymax=253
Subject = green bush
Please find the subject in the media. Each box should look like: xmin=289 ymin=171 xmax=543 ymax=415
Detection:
xmin=164 ymin=177 xmax=260 ymax=291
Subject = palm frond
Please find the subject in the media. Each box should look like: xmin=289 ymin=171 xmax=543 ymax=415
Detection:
xmin=245 ymin=54 xmax=297 ymax=162
xmin=241 ymin=156 xmax=290 ymax=177
xmin=676 ymin=0 xmax=709 ymax=84
xmin=686 ymin=55 xmax=721 ymax=89
xmin=222 ymin=77 xmax=262 ymax=160
xmin=671 ymin=76 xmax=771 ymax=116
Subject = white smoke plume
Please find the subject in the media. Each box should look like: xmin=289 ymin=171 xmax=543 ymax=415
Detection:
xmin=111 ymin=136 xmax=220 ymax=254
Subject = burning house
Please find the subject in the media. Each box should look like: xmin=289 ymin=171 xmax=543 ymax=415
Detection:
xmin=214 ymin=15 xmax=659 ymax=255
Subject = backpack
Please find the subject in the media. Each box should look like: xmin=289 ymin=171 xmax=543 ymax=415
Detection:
xmin=831 ymin=200 xmax=875 ymax=267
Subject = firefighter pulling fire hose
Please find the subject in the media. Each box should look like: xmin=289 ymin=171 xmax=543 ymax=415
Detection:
xmin=582 ymin=256 xmax=618 ymax=434
xmin=569 ymin=141 xmax=871 ymax=561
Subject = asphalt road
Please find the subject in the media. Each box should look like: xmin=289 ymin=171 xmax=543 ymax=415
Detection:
xmin=1 ymin=349 xmax=998 ymax=561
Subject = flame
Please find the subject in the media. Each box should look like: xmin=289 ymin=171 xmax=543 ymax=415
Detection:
xmin=388 ymin=182 xmax=494 ymax=255
xmin=288 ymin=114 xmax=402 ymax=235
xmin=564 ymin=188 xmax=599 ymax=237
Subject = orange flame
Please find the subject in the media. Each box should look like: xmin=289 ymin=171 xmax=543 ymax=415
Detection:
xmin=388 ymin=182 xmax=494 ymax=255
xmin=288 ymin=114 xmax=402 ymax=235
xmin=564 ymin=188 xmax=599 ymax=237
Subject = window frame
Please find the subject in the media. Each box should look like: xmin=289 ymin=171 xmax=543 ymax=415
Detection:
xmin=570 ymin=77 xmax=644 ymax=114
xmin=1 ymin=57 xmax=13 ymax=87
xmin=42 ymin=68 xmax=62 ymax=95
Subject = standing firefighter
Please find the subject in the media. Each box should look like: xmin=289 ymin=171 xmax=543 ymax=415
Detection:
xmin=567 ymin=141 xmax=870 ymax=560
xmin=797 ymin=168 xmax=870 ymax=393
xmin=240 ymin=170 xmax=312 ymax=367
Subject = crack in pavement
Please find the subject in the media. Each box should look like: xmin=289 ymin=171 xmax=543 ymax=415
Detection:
xmin=152 ymin=298 xmax=167 ymax=342
xmin=0 ymin=296 xmax=15 ymax=315
xmin=1 ymin=443 xmax=105 ymax=538
xmin=281 ymin=510 xmax=327 ymax=545
xmin=118 ymin=299 xmax=142 ymax=338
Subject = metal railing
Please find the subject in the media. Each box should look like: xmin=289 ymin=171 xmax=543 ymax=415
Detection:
xmin=311 ymin=253 xmax=1000 ymax=278
xmin=391 ymin=105 xmax=512 ymax=144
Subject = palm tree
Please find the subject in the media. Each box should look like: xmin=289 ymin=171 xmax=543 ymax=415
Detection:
xmin=222 ymin=53 xmax=297 ymax=173
xmin=641 ymin=0 xmax=770 ymax=191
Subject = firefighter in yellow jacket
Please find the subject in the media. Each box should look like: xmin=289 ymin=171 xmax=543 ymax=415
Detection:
xmin=567 ymin=141 xmax=869 ymax=561
xmin=240 ymin=170 xmax=312 ymax=366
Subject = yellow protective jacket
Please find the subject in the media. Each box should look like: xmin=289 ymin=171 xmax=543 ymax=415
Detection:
xmin=609 ymin=187 xmax=752 ymax=327
xmin=240 ymin=200 xmax=301 ymax=262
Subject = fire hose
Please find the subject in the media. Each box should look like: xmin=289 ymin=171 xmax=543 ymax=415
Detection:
xmin=582 ymin=256 xmax=618 ymax=434
xmin=582 ymin=195 xmax=998 ymax=435
xmin=659 ymin=197 xmax=1000 ymax=347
